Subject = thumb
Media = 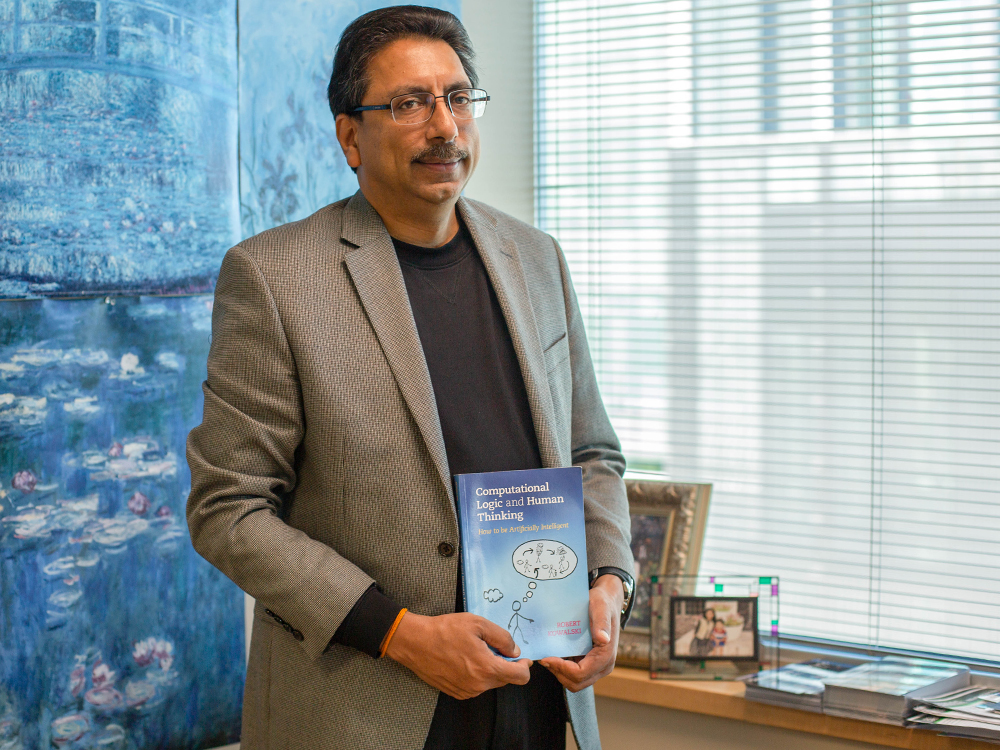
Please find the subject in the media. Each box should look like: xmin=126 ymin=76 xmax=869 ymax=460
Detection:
xmin=478 ymin=618 xmax=521 ymax=658
xmin=591 ymin=600 xmax=613 ymax=646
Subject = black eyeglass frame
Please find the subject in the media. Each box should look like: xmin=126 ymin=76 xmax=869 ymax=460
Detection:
xmin=350 ymin=88 xmax=490 ymax=124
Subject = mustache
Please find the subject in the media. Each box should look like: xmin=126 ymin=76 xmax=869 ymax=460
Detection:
xmin=412 ymin=143 xmax=468 ymax=163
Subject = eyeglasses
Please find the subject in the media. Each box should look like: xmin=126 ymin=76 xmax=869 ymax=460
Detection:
xmin=350 ymin=88 xmax=490 ymax=125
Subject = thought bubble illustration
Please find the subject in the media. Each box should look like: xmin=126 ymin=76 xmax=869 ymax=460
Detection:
xmin=512 ymin=540 xmax=578 ymax=580
xmin=484 ymin=588 xmax=504 ymax=603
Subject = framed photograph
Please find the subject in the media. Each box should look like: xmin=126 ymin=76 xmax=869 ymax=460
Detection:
xmin=616 ymin=477 xmax=712 ymax=668
xmin=668 ymin=596 xmax=759 ymax=662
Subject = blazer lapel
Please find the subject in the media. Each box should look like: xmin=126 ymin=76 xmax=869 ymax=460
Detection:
xmin=458 ymin=198 xmax=563 ymax=468
xmin=341 ymin=193 xmax=455 ymax=505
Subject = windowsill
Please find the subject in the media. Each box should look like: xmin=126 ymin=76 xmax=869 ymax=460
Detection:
xmin=593 ymin=667 xmax=992 ymax=749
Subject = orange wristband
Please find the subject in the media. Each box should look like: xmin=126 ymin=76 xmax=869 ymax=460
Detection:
xmin=378 ymin=608 xmax=408 ymax=657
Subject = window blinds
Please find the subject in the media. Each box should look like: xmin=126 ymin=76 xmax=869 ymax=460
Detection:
xmin=535 ymin=0 xmax=1000 ymax=661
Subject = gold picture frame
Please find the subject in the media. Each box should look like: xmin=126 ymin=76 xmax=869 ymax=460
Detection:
xmin=616 ymin=476 xmax=712 ymax=668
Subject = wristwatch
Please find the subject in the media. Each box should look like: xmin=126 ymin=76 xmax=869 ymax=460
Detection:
xmin=589 ymin=566 xmax=635 ymax=629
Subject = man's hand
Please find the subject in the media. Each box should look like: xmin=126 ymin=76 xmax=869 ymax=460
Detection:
xmin=385 ymin=612 xmax=533 ymax=700
xmin=539 ymin=574 xmax=623 ymax=692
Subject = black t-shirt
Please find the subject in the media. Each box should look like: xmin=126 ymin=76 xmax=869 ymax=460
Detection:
xmin=393 ymin=219 xmax=542 ymax=477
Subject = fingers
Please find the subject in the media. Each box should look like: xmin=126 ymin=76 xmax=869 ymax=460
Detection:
xmin=437 ymin=659 xmax=526 ymax=701
xmin=540 ymin=640 xmax=616 ymax=692
xmin=493 ymin=657 xmax=534 ymax=686
xmin=477 ymin=618 xmax=532 ymax=685
xmin=478 ymin=618 xmax=521 ymax=658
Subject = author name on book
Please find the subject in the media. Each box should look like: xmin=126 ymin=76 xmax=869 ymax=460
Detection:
xmin=548 ymin=620 xmax=583 ymax=636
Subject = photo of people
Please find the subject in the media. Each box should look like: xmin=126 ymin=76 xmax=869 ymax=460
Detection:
xmin=669 ymin=597 xmax=758 ymax=661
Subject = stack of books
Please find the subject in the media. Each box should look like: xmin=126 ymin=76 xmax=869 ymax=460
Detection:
xmin=821 ymin=656 xmax=970 ymax=725
xmin=742 ymin=659 xmax=853 ymax=712
xmin=907 ymin=686 xmax=1000 ymax=742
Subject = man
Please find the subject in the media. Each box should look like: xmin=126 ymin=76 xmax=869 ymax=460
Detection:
xmin=186 ymin=6 xmax=633 ymax=749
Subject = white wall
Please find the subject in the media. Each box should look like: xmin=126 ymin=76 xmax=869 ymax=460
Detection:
xmin=461 ymin=0 xmax=536 ymax=225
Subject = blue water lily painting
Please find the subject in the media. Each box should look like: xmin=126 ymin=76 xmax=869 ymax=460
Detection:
xmin=237 ymin=0 xmax=459 ymax=237
xmin=0 ymin=0 xmax=240 ymax=298
xmin=0 ymin=296 xmax=244 ymax=749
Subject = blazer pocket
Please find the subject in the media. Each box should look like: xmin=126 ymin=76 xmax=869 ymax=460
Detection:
xmin=543 ymin=332 xmax=570 ymax=373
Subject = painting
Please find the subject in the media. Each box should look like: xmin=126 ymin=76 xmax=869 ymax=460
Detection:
xmin=237 ymin=0 xmax=460 ymax=238
xmin=0 ymin=0 xmax=240 ymax=298
xmin=0 ymin=295 xmax=245 ymax=749
xmin=617 ymin=477 xmax=712 ymax=668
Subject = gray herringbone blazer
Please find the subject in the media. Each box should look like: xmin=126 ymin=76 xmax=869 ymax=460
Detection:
xmin=186 ymin=191 xmax=633 ymax=750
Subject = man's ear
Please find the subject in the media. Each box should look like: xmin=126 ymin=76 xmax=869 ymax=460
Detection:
xmin=335 ymin=113 xmax=363 ymax=170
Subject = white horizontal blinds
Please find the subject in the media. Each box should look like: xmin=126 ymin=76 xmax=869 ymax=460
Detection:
xmin=536 ymin=1 xmax=680 ymax=460
xmin=874 ymin=0 xmax=1000 ymax=657
xmin=535 ymin=0 xmax=1000 ymax=660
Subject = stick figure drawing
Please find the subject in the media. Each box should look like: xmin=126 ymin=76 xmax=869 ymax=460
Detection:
xmin=508 ymin=601 xmax=534 ymax=644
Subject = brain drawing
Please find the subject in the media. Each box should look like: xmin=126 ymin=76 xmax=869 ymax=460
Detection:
xmin=511 ymin=540 xmax=578 ymax=580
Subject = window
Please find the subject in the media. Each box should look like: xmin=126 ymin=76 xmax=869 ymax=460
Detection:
xmin=535 ymin=0 xmax=1000 ymax=661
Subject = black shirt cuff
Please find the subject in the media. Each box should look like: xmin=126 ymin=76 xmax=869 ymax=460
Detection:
xmin=331 ymin=584 xmax=404 ymax=658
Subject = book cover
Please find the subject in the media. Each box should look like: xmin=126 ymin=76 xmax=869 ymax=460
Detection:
xmin=454 ymin=466 xmax=592 ymax=661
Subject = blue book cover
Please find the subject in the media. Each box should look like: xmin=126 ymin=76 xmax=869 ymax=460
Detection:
xmin=454 ymin=466 xmax=592 ymax=661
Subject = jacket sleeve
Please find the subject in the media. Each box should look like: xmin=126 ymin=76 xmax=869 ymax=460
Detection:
xmin=186 ymin=245 xmax=375 ymax=661
xmin=553 ymin=238 xmax=635 ymax=575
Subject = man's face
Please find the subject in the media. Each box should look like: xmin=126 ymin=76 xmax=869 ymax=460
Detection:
xmin=336 ymin=37 xmax=481 ymax=211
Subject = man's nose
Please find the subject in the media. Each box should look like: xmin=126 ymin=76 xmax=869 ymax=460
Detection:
xmin=426 ymin=97 xmax=459 ymax=141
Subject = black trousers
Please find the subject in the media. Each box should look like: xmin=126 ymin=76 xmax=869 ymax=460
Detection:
xmin=422 ymin=662 xmax=567 ymax=750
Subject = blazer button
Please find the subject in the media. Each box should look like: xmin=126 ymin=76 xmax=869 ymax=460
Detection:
xmin=437 ymin=541 xmax=455 ymax=557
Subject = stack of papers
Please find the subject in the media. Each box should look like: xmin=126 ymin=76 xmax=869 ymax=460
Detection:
xmin=742 ymin=659 xmax=854 ymax=712
xmin=907 ymin=686 xmax=1000 ymax=743
xmin=821 ymin=656 xmax=970 ymax=725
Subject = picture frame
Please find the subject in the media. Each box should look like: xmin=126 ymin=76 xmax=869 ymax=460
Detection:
xmin=668 ymin=596 xmax=759 ymax=661
xmin=616 ymin=476 xmax=712 ymax=668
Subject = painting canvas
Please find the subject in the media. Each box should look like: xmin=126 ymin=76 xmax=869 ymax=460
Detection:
xmin=0 ymin=296 xmax=244 ymax=749
xmin=0 ymin=0 xmax=240 ymax=298
xmin=237 ymin=0 xmax=460 ymax=238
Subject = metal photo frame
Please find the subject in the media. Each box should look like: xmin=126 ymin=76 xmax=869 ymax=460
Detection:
xmin=616 ymin=475 xmax=712 ymax=668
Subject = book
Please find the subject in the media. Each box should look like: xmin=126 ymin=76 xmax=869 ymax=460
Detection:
xmin=454 ymin=466 xmax=592 ymax=661
xmin=742 ymin=659 xmax=854 ymax=712
xmin=821 ymin=656 xmax=970 ymax=725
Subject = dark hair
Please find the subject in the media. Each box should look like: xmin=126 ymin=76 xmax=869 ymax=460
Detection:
xmin=327 ymin=5 xmax=478 ymax=120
